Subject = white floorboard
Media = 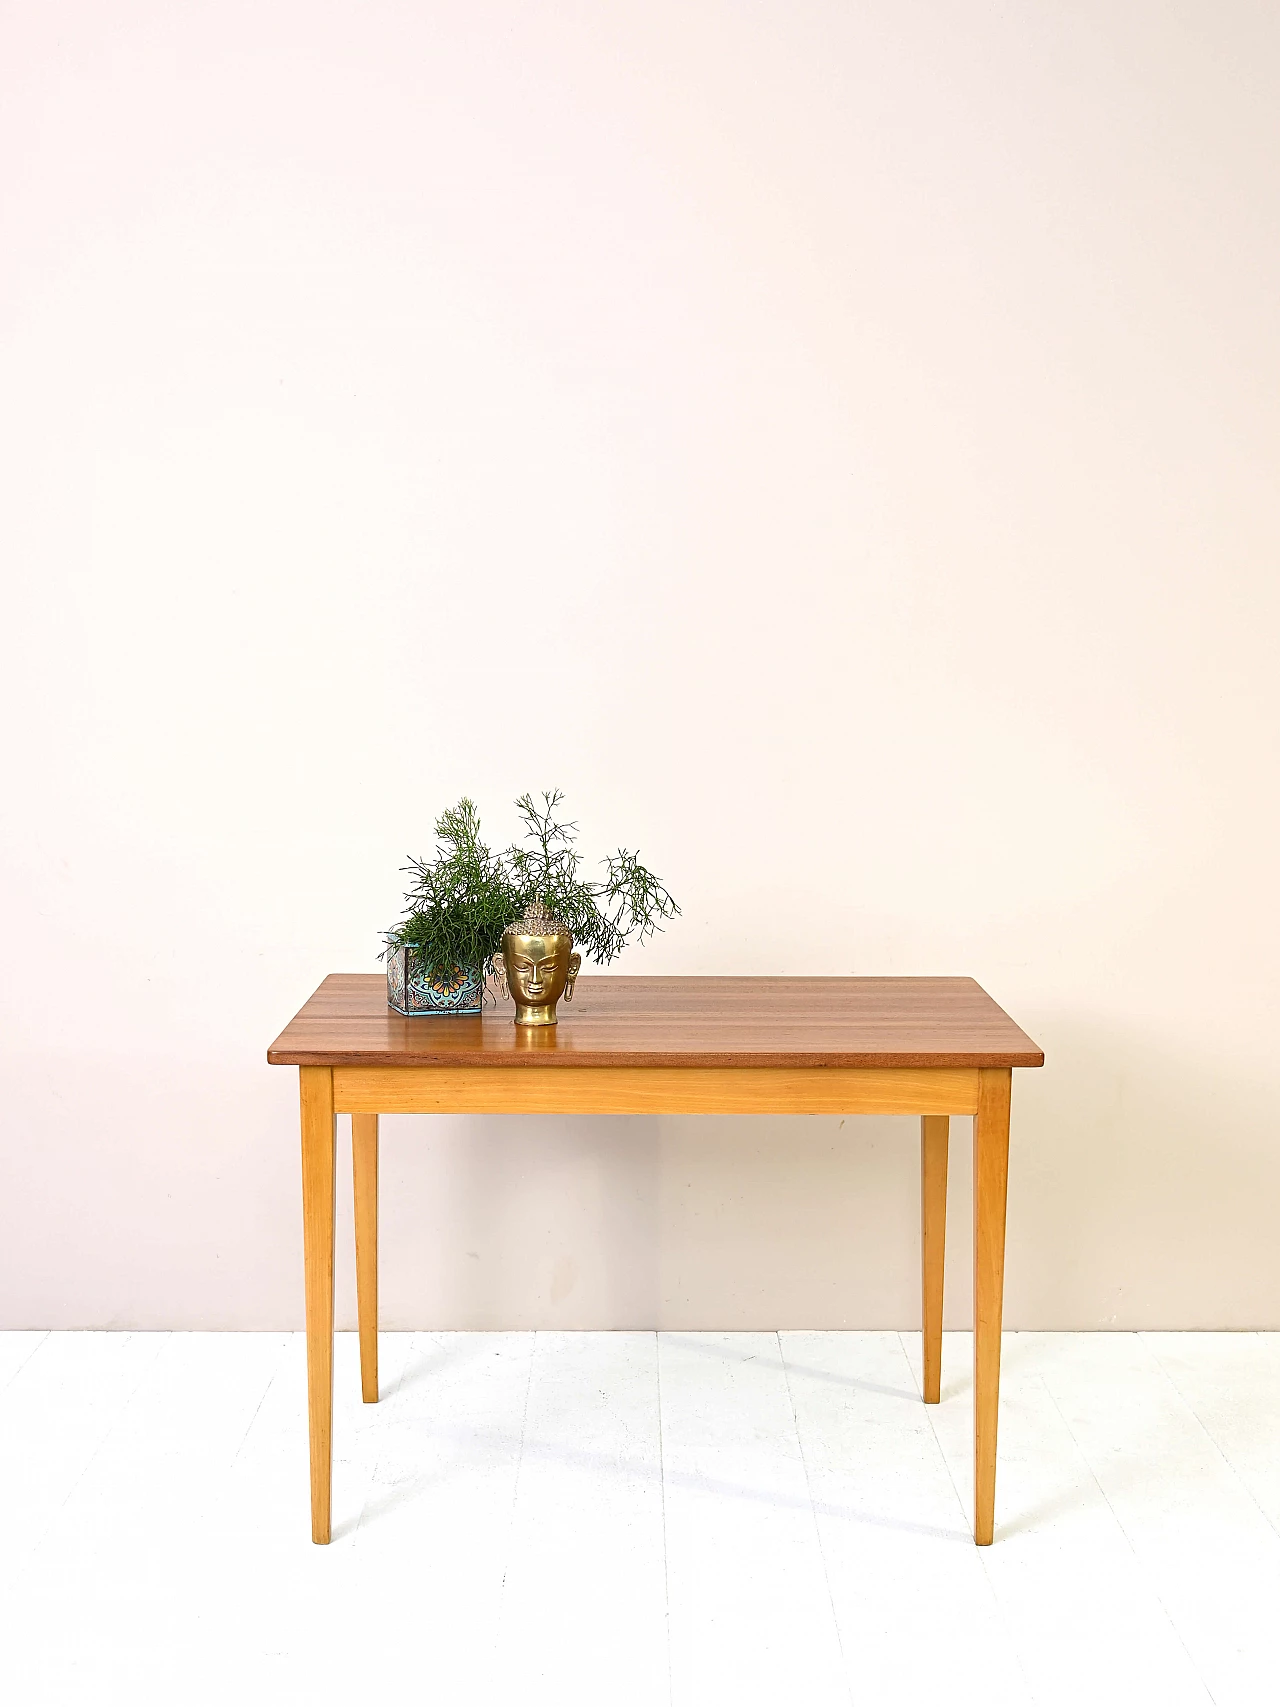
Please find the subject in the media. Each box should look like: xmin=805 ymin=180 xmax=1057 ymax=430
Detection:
xmin=493 ymin=1331 xmax=667 ymax=1706
xmin=2 ymin=1331 xmax=1278 ymax=1706
xmin=784 ymin=1331 xmax=1028 ymax=1707
xmin=659 ymin=1332 xmax=849 ymax=1707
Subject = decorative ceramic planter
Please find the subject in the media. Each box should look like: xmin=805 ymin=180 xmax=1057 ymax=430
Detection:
xmin=386 ymin=947 xmax=486 ymax=1016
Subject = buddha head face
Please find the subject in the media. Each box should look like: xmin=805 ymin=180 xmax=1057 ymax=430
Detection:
xmin=494 ymin=906 xmax=582 ymax=1026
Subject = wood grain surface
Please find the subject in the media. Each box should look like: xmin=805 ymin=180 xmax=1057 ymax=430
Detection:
xmin=267 ymin=975 xmax=1043 ymax=1069
xmin=973 ymin=1067 xmax=1013 ymax=1545
xmin=351 ymin=1112 xmax=378 ymax=1405
xmin=298 ymin=1066 xmax=336 ymax=1545
xmin=920 ymin=1114 xmax=949 ymax=1405
xmin=331 ymin=1063 xmax=981 ymax=1115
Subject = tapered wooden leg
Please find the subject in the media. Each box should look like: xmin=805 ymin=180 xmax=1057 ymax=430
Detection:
xmin=920 ymin=1115 xmax=949 ymax=1404
xmin=973 ymin=1068 xmax=1011 ymax=1546
xmin=352 ymin=1112 xmax=379 ymax=1404
xmin=300 ymin=1066 xmax=336 ymax=1544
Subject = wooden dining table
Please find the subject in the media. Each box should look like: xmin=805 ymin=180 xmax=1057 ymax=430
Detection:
xmin=267 ymin=974 xmax=1043 ymax=1546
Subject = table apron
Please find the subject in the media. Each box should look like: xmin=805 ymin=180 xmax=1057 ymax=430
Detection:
xmin=330 ymin=1064 xmax=981 ymax=1116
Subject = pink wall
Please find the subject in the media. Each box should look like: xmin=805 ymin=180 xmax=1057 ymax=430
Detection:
xmin=3 ymin=3 xmax=1280 ymax=1328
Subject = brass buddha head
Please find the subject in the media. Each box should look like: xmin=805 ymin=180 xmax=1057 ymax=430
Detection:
xmin=493 ymin=905 xmax=582 ymax=1027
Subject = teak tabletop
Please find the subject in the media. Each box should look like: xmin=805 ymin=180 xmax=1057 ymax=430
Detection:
xmin=268 ymin=974 xmax=1043 ymax=1547
xmin=267 ymin=973 xmax=1044 ymax=1068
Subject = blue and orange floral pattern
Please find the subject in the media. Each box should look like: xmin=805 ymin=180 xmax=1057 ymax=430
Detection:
xmin=386 ymin=947 xmax=485 ymax=1016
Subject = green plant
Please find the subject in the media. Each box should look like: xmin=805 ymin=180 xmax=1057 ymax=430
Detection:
xmin=384 ymin=791 xmax=679 ymax=993
xmin=384 ymin=798 xmax=521 ymax=986
xmin=505 ymin=790 xmax=679 ymax=965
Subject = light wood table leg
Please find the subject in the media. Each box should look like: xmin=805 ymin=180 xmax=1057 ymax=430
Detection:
xmin=972 ymin=1067 xmax=1011 ymax=1546
xmin=352 ymin=1112 xmax=379 ymax=1403
xmin=920 ymin=1114 xmax=949 ymax=1404
xmin=300 ymin=1066 xmax=336 ymax=1544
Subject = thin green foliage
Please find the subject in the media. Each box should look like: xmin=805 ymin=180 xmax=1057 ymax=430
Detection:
xmin=385 ymin=798 xmax=520 ymax=989
xmin=384 ymin=791 xmax=679 ymax=997
xmin=505 ymin=790 xmax=679 ymax=965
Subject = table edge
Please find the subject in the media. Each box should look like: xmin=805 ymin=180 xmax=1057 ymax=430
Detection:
xmin=267 ymin=1047 xmax=1045 ymax=1068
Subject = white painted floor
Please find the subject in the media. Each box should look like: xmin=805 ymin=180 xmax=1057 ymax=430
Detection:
xmin=2 ymin=1333 xmax=1279 ymax=1706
